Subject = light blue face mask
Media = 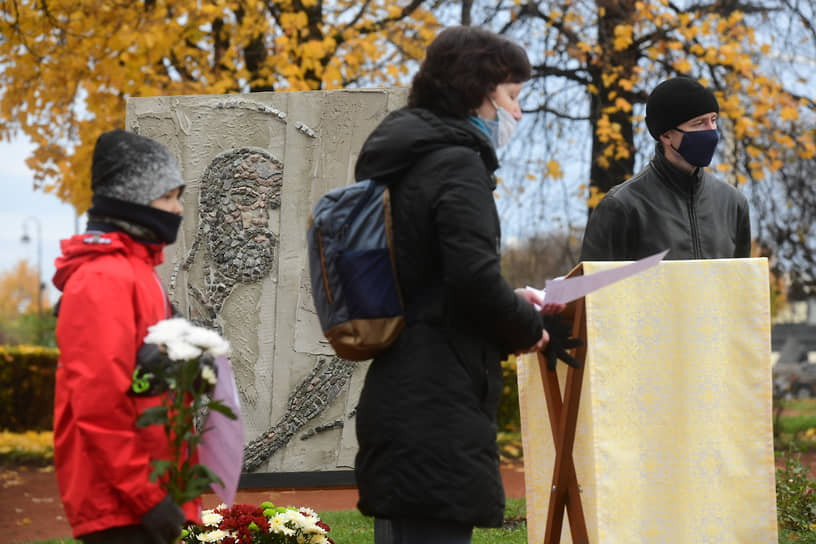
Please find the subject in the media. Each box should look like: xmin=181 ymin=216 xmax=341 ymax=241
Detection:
xmin=483 ymin=117 xmax=500 ymax=147
xmin=469 ymin=99 xmax=518 ymax=148
xmin=489 ymin=98 xmax=518 ymax=148
xmin=480 ymin=98 xmax=518 ymax=149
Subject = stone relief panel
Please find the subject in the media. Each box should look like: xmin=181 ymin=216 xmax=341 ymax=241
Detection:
xmin=126 ymin=89 xmax=408 ymax=474
xmin=181 ymin=147 xmax=283 ymax=327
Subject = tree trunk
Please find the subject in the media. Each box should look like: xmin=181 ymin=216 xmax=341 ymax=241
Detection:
xmin=587 ymin=0 xmax=638 ymax=213
xmin=461 ymin=0 xmax=473 ymax=26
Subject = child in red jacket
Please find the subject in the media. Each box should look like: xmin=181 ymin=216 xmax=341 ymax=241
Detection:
xmin=53 ymin=129 xmax=196 ymax=543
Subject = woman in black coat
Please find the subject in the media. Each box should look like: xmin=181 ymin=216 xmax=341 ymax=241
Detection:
xmin=354 ymin=26 xmax=566 ymax=544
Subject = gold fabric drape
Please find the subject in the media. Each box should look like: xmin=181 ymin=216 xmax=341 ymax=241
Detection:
xmin=519 ymin=258 xmax=777 ymax=543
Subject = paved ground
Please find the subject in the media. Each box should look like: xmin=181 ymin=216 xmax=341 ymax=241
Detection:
xmin=4 ymin=452 xmax=815 ymax=544
xmin=0 ymin=462 xmax=527 ymax=543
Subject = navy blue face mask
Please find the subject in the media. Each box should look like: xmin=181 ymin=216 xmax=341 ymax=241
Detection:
xmin=672 ymin=128 xmax=719 ymax=167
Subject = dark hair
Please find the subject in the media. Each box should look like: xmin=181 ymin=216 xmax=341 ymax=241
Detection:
xmin=408 ymin=26 xmax=531 ymax=117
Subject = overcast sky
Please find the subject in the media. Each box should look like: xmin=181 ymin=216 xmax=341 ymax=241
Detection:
xmin=0 ymin=134 xmax=83 ymax=303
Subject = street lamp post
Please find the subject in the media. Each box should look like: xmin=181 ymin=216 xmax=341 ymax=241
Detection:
xmin=21 ymin=216 xmax=43 ymax=339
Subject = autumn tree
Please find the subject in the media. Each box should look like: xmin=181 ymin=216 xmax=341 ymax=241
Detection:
xmin=0 ymin=260 xmax=54 ymax=346
xmin=0 ymin=0 xmax=439 ymax=212
xmin=457 ymin=1 xmax=815 ymax=292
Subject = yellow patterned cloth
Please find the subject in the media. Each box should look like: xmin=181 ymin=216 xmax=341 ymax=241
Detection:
xmin=518 ymin=258 xmax=777 ymax=543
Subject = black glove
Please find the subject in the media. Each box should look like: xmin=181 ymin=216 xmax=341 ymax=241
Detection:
xmin=142 ymin=495 xmax=185 ymax=544
xmin=540 ymin=315 xmax=584 ymax=370
xmin=130 ymin=343 xmax=174 ymax=396
xmin=131 ymin=344 xmax=218 ymax=396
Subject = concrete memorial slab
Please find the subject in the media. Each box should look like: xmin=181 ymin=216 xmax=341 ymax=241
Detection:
xmin=126 ymin=88 xmax=408 ymax=478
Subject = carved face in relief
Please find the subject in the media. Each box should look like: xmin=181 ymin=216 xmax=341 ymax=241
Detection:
xmin=199 ymin=148 xmax=283 ymax=283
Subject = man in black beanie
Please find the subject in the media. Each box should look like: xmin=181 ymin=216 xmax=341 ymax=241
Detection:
xmin=52 ymin=130 xmax=198 ymax=543
xmin=580 ymin=76 xmax=751 ymax=261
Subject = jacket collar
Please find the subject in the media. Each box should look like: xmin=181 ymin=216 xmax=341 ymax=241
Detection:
xmin=649 ymin=142 xmax=704 ymax=198
xmin=53 ymin=231 xmax=165 ymax=292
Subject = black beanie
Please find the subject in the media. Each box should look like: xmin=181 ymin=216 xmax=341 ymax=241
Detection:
xmin=91 ymin=129 xmax=184 ymax=205
xmin=645 ymin=77 xmax=719 ymax=139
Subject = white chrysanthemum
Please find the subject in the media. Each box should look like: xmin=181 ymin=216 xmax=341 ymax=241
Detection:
xmin=186 ymin=327 xmax=231 ymax=356
xmin=200 ymin=365 xmax=217 ymax=386
xmin=201 ymin=510 xmax=223 ymax=527
xmin=280 ymin=509 xmax=309 ymax=529
xmin=298 ymin=507 xmax=318 ymax=519
xmin=269 ymin=514 xmax=296 ymax=536
xmin=311 ymin=535 xmax=329 ymax=544
xmin=165 ymin=339 xmax=203 ymax=361
xmin=144 ymin=318 xmax=192 ymax=345
xmin=299 ymin=518 xmax=324 ymax=535
xmin=197 ymin=529 xmax=230 ymax=542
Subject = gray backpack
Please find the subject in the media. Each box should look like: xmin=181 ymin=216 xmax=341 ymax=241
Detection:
xmin=307 ymin=179 xmax=405 ymax=361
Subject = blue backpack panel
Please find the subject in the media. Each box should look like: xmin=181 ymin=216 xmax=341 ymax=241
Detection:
xmin=307 ymin=179 xmax=405 ymax=361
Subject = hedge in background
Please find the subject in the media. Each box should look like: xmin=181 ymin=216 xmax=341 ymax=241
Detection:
xmin=0 ymin=344 xmax=524 ymax=435
xmin=0 ymin=345 xmax=59 ymax=431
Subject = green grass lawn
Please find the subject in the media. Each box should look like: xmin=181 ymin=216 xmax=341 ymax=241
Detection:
xmin=318 ymin=498 xmax=527 ymax=544
xmin=775 ymin=398 xmax=816 ymax=450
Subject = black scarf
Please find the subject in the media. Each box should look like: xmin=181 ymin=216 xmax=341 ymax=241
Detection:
xmin=87 ymin=194 xmax=182 ymax=244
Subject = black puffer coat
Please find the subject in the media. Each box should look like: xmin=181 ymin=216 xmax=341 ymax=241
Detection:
xmin=353 ymin=108 xmax=544 ymax=527
xmin=581 ymin=144 xmax=751 ymax=261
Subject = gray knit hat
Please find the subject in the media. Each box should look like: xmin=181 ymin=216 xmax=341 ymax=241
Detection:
xmin=91 ymin=129 xmax=184 ymax=205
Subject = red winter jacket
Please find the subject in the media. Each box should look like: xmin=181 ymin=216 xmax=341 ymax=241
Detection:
xmin=52 ymin=231 xmax=200 ymax=537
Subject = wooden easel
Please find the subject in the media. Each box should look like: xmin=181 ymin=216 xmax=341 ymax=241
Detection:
xmin=539 ymin=278 xmax=589 ymax=544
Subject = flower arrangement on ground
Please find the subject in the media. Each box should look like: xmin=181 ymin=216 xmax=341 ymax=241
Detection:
xmin=181 ymin=502 xmax=334 ymax=544
xmin=134 ymin=317 xmax=236 ymax=505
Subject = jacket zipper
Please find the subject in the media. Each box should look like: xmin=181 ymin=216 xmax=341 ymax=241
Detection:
xmin=687 ymin=185 xmax=702 ymax=259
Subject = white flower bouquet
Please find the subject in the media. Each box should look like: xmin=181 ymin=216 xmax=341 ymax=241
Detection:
xmin=134 ymin=318 xmax=237 ymax=505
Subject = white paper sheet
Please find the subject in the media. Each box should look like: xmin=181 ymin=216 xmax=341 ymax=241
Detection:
xmin=198 ymin=355 xmax=244 ymax=506
xmin=527 ymin=250 xmax=668 ymax=306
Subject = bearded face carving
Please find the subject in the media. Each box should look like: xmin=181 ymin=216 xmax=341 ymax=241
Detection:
xmin=183 ymin=147 xmax=283 ymax=326
xmin=204 ymin=150 xmax=282 ymax=283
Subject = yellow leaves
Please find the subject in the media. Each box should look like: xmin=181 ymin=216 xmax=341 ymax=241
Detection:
xmin=617 ymin=78 xmax=634 ymax=92
xmin=673 ymin=57 xmax=692 ymax=73
xmin=545 ymin=160 xmax=564 ymax=180
xmin=0 ymin=0 xmax=443 ymax=206
xmin=613 ymin=24 xmax=633 ymax=51
xmin=779 ymin=106 xmax=799 ymax=122
xmin=587 ymin=187 xmax=606 ymax=209
xmin=798 ymin=139 xmax=816 ymax=160
xmin=280 ymin=11 xmax=309 ymax=34
xmin=773 ymin=133 xmax=796 ymax=149
xmin=0 ymin=430 xmax=54 ymax=459
xmin=596 ymin=115 xmax=621 ymax=143
xmin=614 ymin=96 xmax=632 ymax=112
xmin=727 ymin=10 xmax=745 ymax=25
